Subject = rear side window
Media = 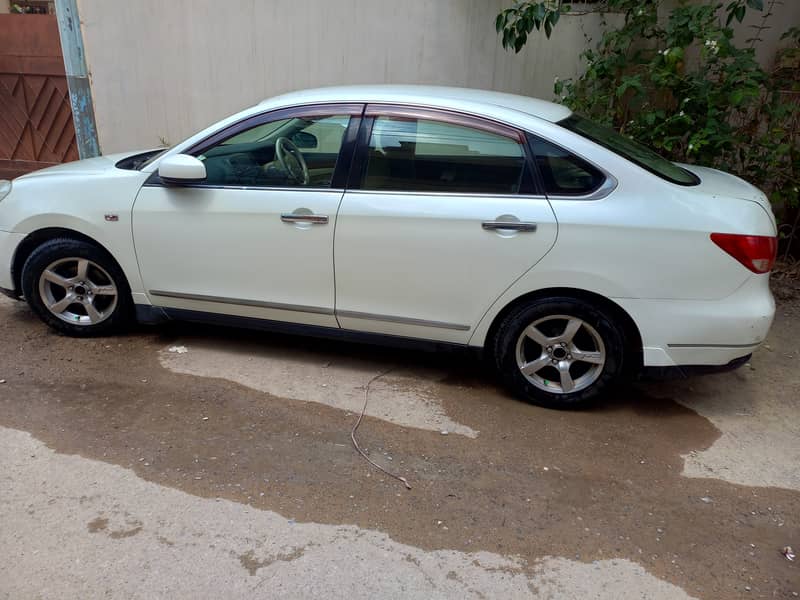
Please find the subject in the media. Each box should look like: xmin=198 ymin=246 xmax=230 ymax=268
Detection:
xmin=529 ymin=135 xmax=605 ymax=196
xmin=362 ymin=116 xmax=529 ymax=194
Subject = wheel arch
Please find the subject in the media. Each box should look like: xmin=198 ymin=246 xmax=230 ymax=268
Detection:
xmin=11 ymin=227 xmax=128 ymax=296
xmin=481 ymin=287 xmax=644 ymax=372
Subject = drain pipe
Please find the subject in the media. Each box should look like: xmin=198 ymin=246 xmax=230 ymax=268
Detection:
xmin=55 ymin=0 xmax=100 ymax=159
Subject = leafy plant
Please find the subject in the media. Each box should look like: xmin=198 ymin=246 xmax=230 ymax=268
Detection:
xmin=497 ymin=0 xmax=800 ymax=256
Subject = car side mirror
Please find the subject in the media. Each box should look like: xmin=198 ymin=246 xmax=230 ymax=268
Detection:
xmin=291 ymin=131 xmax=317 ymax=149
xmin=158 ymin=154 xmax=207 ymax=185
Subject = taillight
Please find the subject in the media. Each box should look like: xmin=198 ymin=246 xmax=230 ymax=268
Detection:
xmin=710 ymin=233 xmax=777 ymax=274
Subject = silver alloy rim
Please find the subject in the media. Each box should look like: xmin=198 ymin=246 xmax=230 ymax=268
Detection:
xmin=38 ymin=257 xmax=118 ymax=326
xmin=515 ymin=314 xmax=606 ymax=394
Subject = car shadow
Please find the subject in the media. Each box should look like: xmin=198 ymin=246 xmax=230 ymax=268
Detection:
xmin=139 ymin=318 xmax=725 ymax=418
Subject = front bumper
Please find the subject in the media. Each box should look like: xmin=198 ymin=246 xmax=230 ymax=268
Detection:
xmin=616 ymin=274 xmax=775 ymax=367
xmin=0 ymin=229 xmax=23 ymax=293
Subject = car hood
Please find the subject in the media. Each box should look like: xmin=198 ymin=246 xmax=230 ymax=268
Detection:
xmin=13 ymin=150 xmax=156 ymax=181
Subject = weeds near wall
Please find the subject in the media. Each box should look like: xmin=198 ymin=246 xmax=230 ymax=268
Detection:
xmin=497 ymin=0 xmax=800 ymax=257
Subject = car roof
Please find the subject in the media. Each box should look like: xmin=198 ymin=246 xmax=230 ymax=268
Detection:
xmin=258 ymin=85 xmax=572 ymax=123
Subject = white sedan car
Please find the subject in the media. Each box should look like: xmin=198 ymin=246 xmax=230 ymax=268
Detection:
xmin=0 ymin=85 xmax=777 ymax=408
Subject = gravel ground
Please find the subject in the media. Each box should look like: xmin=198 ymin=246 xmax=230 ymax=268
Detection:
xmin=0 ymin=293 xmax=797 ymax=599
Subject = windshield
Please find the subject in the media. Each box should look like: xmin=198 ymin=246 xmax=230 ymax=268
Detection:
xmin=558 ymin=115 xmax=699 ymax=186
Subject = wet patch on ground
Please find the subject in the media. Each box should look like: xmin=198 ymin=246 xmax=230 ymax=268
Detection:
xmin=158 ymin=336 xmax=478 ymax=437
xmin=656 ymin=335 xmax=799 ymax=491
xmin=1 ymin=426 xmax=697 ymax=599
xmin=0 ymin=295 xmax=798 ymax=598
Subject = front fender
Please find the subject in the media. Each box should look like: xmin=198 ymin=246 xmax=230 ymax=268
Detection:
xmin=2 ymin=168 xmax=150 ymax=297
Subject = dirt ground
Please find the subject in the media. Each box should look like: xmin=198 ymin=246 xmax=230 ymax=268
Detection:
xmin=0 ymin=287 xmax=798 ymax=599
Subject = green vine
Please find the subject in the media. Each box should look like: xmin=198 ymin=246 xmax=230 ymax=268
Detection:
xmin=497 ymin=0 xmax=799 ymax=253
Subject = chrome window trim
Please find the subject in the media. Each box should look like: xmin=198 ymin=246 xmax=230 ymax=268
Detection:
xmin=344 ymin=189 xmax=548 ymax=200
xmin=143 ymin=181 xmax=615 ymax=199
xmin=142 ymin=182 xmax=343 ymax=193
xmin=337 ymin=310 xmax=470 ymax=331
xmin=545 ymin=174 xmax=619 ymax=201
xmin=149 ymin=290 xmax=334 ymax=316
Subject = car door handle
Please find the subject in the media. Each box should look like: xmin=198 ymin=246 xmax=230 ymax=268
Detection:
xmin=280 ymin=214 xmax=329 ymax=225
xmin=482 ymin=221 xmax=538 ymax=232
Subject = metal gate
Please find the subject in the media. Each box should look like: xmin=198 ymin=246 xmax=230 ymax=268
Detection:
xmin=0 ymin=13 xmax=78 ymax=180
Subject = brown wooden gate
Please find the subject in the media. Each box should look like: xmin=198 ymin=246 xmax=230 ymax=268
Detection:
xmin=0 ymin=14 xmax=78 ymax=180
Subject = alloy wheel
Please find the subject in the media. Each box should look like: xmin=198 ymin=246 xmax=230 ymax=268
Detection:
xmin=37 ymin=257 xmax=118 ymax=326
xmin=515 ymin=314 xmax=606 ymax=394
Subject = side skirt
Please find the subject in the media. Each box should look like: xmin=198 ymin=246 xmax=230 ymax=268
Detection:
xmin=135 ymin=304 xmax=477 ymax=355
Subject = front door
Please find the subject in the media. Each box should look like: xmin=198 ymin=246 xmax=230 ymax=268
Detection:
xmin=334 ymin=106 xmax=558 ymax=343
xmin=133 ymin=105 xmax=361 ymax=327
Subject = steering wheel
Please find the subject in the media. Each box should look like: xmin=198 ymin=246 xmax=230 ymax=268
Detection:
xmin=275 ymin=137 xmax=310 ymax=185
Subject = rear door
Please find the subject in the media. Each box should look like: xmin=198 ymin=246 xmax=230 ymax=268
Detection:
xmin=333 ymin=105 xmax=558 ymax=343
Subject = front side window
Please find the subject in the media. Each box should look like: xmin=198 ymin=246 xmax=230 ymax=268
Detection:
xmin=195 ymin=114 xmax=350 ymax=188
xmin=362 ymin=116 xmax=528 ymax=194
xmin=558 ymin=114 xmax=699 ymax=186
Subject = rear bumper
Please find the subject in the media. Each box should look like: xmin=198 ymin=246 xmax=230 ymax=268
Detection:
xmin=641 ymin=354 xmax=751 ymax=380
xmin=616 ymin=274 xmax=774 ymax=367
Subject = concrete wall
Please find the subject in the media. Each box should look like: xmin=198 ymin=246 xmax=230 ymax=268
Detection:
xmin=76 ymin=0 xmax=613 ymax=153
xmin=75 ymin=0 xmax=799 ymax=154
xmin=731 ymin=2 xmax=800 ymax=68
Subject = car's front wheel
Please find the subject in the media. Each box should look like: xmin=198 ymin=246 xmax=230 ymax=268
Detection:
xmin=21 ymin=238 xmax=132 ymax=337
xmin=492 ymin=297 xmax=625 ymax=409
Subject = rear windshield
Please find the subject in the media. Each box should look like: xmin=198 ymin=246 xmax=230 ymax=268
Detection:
xmin=558 ymin=115 xmax=699 ymax=186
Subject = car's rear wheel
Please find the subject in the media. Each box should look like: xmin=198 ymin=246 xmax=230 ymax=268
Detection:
xmin=492 ymin=297 xmax=625 ymax=409
xmin=21 ymin=238 xmax=132 ymax=337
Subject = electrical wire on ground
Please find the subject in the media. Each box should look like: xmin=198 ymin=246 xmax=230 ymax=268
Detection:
xmin=350 ymin=367 xmax=412 ymax=490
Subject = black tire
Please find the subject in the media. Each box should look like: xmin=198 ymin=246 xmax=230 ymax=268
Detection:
xmin=21 ymin=238 xmax=132 ymax=337
xmin=491 ymin=296 xmax=625 ymax=409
